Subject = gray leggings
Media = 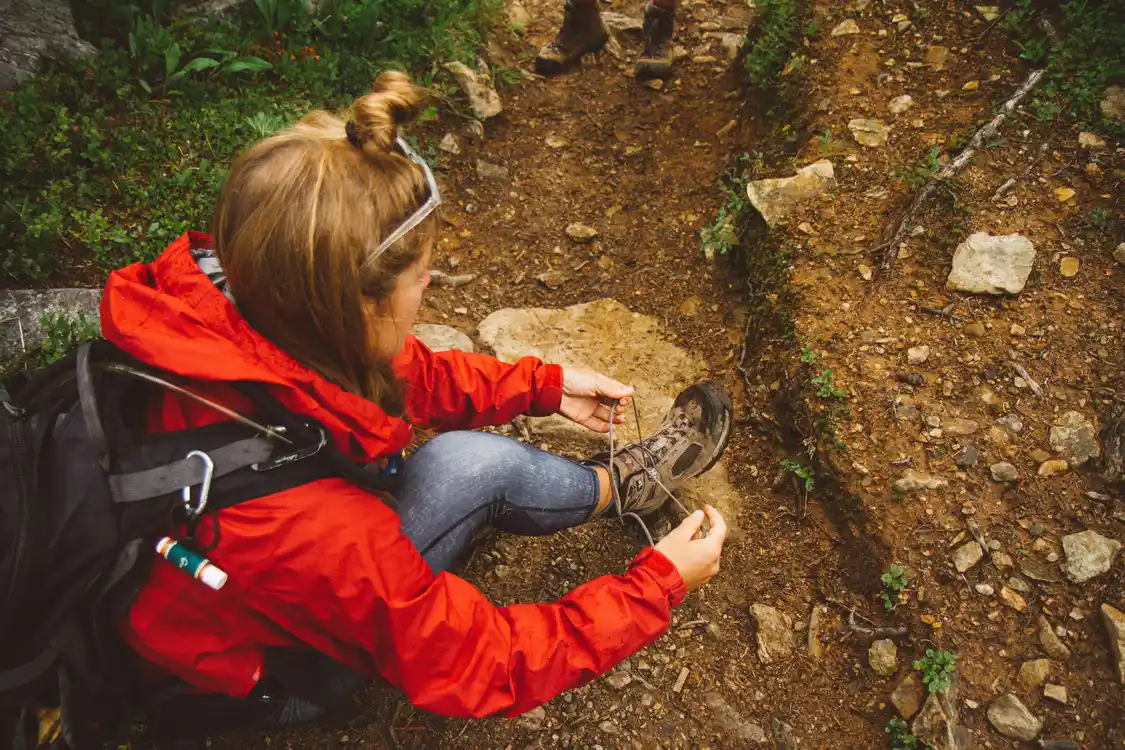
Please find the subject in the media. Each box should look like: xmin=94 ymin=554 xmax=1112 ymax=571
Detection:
xmin=265 ymin=431 xmax=602 ymax=726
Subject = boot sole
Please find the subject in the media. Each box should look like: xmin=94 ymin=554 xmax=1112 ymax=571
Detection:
xmin=535 ymin=35 xmax=609 ymax=77
xmin=671 ymin=381 xmax=734 ymax=479
xmin=635 ymin=58 xmax=673 ymax=81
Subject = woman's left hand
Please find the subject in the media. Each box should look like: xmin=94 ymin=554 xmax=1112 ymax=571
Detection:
xmin=559 ymin=369 xmax=635 ymax=433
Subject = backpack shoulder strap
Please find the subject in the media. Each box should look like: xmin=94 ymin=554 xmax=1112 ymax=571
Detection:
xmin=230 ymin=382 xmax=400 ymax=500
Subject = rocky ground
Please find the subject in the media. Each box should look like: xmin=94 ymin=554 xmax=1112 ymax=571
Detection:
xmin=4 ymin=0 xmax=1123 ymax=748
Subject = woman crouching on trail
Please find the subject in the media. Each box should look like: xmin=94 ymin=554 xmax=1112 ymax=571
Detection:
xmin=101 ymin=71 xmax=733 ymax=733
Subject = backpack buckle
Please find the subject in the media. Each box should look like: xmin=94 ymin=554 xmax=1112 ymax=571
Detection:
xmin=181 ymin=450 xmax=215 ymax=517
xmin=251 ymin=425 xmax=327 ymax=472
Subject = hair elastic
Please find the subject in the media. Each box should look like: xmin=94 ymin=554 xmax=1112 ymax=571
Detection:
xmin=345 ymin=120 xmax=363 ymax=148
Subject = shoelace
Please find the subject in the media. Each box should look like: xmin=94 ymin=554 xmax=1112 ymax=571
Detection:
xmin=607 ymin=397 xmax=695 ymax=546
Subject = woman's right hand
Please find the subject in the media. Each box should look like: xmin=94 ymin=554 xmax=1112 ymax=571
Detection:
xmin=653 ymin=504 xmax=727 ymax=592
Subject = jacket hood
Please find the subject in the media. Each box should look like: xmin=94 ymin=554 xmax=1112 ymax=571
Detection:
xmin=100 ymin=232 xmax=413 ymax=461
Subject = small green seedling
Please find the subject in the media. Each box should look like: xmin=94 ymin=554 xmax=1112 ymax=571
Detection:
xmin=880 ymin=563 xmax=908 ymax=610
xmin=913 ymin=648 xmax=957 ymax=694
xmin=811 ymin=368 xmax=846 ymax=399
xmin=799 ymin=344 xmax=819 ymax=364
xmin=779 ymin=458 xmax=814 ymax=493
xmin=885 ymin=717 xmax=928 ymax=749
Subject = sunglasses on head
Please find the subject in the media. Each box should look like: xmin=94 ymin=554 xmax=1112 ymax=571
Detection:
xmin=369 ymin=136 xmax=442 ymax=260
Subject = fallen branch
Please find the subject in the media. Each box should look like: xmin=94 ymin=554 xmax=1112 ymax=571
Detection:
xmin=822 ymin=596 xmax=909 ymax=640
xmin=877 ymin=68 xmax=1046 ymax=269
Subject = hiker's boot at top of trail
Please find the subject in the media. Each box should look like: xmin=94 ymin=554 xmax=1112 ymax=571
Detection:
xmin=635 ymin=2 xmax=676 ymax=81
xmin=535 ymin=0 xmax=608 ymax=77
xmin=597 ymin=382 xmax=733 ymax=517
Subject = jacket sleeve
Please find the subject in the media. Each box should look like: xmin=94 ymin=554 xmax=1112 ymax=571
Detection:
xmin=393 ymin=336 xmax=563 ymax=431
xmin=232 ymin=482 xmax=686 ymax=717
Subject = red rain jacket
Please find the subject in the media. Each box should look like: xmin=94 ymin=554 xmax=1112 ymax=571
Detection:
xmin=101 ymin=233 xmax=686 ymax=718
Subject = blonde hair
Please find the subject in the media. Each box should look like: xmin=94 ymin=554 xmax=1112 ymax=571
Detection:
xmin=212 ymin=71 xmax=437 ymax=414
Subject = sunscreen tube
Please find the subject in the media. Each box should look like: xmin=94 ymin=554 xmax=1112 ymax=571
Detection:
xmin=155 ymin=536 xmax=228 ymax=590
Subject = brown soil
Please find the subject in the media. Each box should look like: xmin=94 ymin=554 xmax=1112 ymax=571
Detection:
xmin=210 ymin=0 xmax=1125 ymax=748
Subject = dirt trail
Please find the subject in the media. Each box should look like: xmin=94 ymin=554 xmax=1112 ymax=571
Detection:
xmin=218 ymin=0 xmax=1125 ymax=748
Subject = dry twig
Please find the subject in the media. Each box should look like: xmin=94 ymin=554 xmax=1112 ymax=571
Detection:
xmin=1007 ymin=360 xmax=1044 ymax=397
xmin=429 ymin=269 xmax=477 ymax=287
xmin=877 ymin=68 xmax=1046 ymax=269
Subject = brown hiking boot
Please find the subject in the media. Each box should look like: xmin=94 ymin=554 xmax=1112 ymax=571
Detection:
xmin=597 ymin=382 xmax=733 ymax=517
xmin=635 ymin=3 xmax=676 ymax=81
xmin=535 ymin=0 xmax=609 ymax=77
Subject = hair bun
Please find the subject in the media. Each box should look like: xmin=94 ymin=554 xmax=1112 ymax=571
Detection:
xmin=347 ymin=71 xmax=426 ymax=154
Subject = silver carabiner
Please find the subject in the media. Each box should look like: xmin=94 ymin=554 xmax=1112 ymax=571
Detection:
xmin=181 ymin=450 xmax=214 ymax=517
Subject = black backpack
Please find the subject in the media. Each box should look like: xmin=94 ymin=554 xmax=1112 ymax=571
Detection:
xmin=0 ymin=340 xmax=395 ymax=749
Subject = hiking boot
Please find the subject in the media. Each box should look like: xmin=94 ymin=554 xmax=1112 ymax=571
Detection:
xmin=535 ymin=0 xmax=608 ymax=76
xmin=635 ymin=3 xmax=676 ymax=81
xmin=596 ymin=382 xmax=733 ymax=517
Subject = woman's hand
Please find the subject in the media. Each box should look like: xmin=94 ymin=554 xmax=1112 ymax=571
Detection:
xmin=559 ymin=369 xmax=634 ymax=433
xmin=654 ymin=505 xmax=727 ymax=592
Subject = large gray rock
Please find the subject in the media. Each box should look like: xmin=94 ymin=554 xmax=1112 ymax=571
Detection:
xmin=0 ymin=0 xmax=97 ymax=89
xmin=1061 ymin=530 xmax=1121 ymax=583
xmin=987 ymin=694 xmax=1042 ymax=741
xmin=477 ymin=299 xmax=742 ymax=519
xmin=1 ymin=288 xmax=102 ymax=358
xmin=745 ymin=160 xmax=836 ymax=227
xmin=946 ymin=233 xmax=1036 ymax=295
xmin=1049 ymin=410 xmax=1100 ymax=466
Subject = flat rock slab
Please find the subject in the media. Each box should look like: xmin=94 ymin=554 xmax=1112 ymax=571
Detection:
xmin=477 ymin=299 xmax=741 ymax=520
xmin=745 ymin=159 xmax=836 ymax=227
xmin=412 ymin=324 xmax=475 ymax=353
xmin=947 ymin=232 xmax=1036 ymax=295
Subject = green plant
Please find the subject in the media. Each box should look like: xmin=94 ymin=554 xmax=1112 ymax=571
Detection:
xmin=0 ymin=0 xmax=504 ymax=285
xmin=814 ymin=128 xmax=848 ymax=158
xmin=811 ymin=368 xmax=846 ymax=399
xmin=780 ymin=458 xmax=814 ymax=493
xmin=913 ymin=649 xmax=958 ymax=694
xmin=743 ymin=0 xmax=801 ymax=90
xmin=1088 ymin=205 xmax=1112 ymax=230
xmin=492 ymin=65 xmax=523 ymax=91
xmin=33 ymin=312 xmax=102 ymax=367
xmin=244 ymin=111 xmax=287 ymax=139
xmin=253 ymin=0 xmax=306 ymax=38
xmin=1014 ymin=37 xmax=1047 ymax=62
xmin=799 ymin=344 xmax=819 ymax=364
xmin=701 ymin=170 xmax=748 ymax=257
xmin=805 ymin=20 xmax=821 ymax=39
xmin=880 ymin=563 xmax=908 ymax=610
xmin=892 ymin=146 xmax=941 ymax=189
xmin=885 ymin=718 xmax=928 ymax=749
